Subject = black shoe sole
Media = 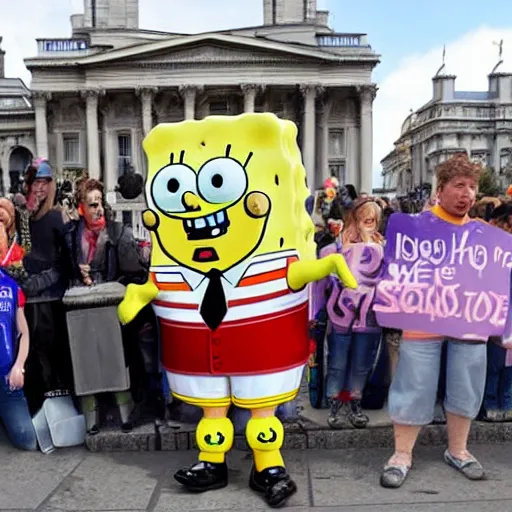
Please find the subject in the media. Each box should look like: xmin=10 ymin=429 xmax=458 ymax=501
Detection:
xmin=174 ymin=474 xmax=228 ymax=493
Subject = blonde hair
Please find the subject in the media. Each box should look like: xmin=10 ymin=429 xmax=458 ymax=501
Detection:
xmin=342 ymin=200 xmax=384 ymax=245
xmin=29 ymin=179 xmax=57 ymax=221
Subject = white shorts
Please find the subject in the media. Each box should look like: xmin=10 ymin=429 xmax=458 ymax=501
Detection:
xmin=167 ymin=365 xmax=305 ymax=409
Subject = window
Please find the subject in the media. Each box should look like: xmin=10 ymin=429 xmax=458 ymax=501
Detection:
xmin=63 ymin=133 xmax=80 ymax=165
xmin=329 ymin=161 xmax=345 ymax=184
xmin=117 ymin=134 xmax=132 ymax=175
xmin=328 ymin=129 xmax=345 ymax=157
xmin=209 ymin=100 xmax=229 ymax=115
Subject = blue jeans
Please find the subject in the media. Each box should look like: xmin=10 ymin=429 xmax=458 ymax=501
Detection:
xmin=326 ymin=330 xmax=380 ymax=398
xmin=0 ymin=378 xmax=37 ymax=451
xmin=484 ymin=343 xmax=512 ymax=411
xmin=388 ymin=339 xmax=487 ymax=425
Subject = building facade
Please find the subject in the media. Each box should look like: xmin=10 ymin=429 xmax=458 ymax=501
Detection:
xmin=381 ymin=60 xmax=512 ymax=196
xmin=1 ymin=0 xmax=380 ymax=235
xmin=0 ymin=38 xmax=34 ymax=196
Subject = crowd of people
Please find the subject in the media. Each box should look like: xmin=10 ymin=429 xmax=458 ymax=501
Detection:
xmin=0 ymin=158 xmax=163 ymax=451
xmin=0 ymin=150 xmax=511 ymax=494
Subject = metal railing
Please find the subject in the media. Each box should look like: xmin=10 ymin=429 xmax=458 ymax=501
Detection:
xmin=36 ymin=39 xmax=90 ymax=56
xmin=317 ymin=34 xmax=364 ymax=47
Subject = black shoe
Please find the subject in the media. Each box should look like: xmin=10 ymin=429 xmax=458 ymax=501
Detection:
xmin=121 ymin=421 xmax=133 ymax=433
xmin=249 ymin=466 xmax=297 ymax=508
xmin=87 ymin=424 xmax=100 ymax=436
xmin=348 ymin=399 xmax=369 ymax=429
xmin=174 ymin=461 xmax=228 ymax=492
xmin=327 ymin=399 xmax=348 ymax=429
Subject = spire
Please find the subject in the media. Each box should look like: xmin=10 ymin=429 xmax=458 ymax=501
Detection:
xmin=434 ymin=44 xmax=455 ymax=78
xmin=0 ymin=37 xmax=5 ymax=79
xmin=490 ymin=39 xmax=509 ymax=74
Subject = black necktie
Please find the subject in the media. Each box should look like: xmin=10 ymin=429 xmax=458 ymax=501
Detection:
xmin=200 ymin=269 xmax=227 ymax=331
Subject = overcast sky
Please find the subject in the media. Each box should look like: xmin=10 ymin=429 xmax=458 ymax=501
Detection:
xmin=0 ymin=0 xmax=511 ymax=187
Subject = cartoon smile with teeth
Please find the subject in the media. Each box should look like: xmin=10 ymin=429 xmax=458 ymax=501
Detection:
xmin=146 ymin=141 xmax=270 ymax=270
xmin=118 ymin=113 xmax=356 ymax=508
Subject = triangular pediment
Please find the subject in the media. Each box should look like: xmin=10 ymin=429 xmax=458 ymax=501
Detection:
xmin=80 ymin=33 xmax=344 ymax=67
xmin=123 ymin=42 xmax=308 ymax=65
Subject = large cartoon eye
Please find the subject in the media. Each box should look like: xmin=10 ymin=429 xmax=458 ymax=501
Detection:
xmin=197 ymin=158 xmax=248 ymax=204
xmin=151 ymin=164 xmax=197 ymax=213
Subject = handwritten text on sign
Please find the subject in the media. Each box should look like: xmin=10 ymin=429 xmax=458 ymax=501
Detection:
xmin=374 ymin=212 xmax=512 ymax=341
xmin=328 ymin=243 xmax=384 ymax=333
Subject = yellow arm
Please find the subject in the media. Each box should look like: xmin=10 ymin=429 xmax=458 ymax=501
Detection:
xmin=118 ymin=279 xmax=159 ymax=325
xmin=287 ymin=254 xmax=358 ymax=292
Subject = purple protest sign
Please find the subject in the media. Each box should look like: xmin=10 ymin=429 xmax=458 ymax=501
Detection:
xmin=374 ymin=212 xmax=512 ymax=341
xmin=326 ymin=242 xmax=384 ymax=333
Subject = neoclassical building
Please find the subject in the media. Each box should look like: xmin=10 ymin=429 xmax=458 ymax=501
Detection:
xmin=381 ymin=59 xmax=512 ymax=196
xmin=1 ymin=0 xmax=379 ymax=235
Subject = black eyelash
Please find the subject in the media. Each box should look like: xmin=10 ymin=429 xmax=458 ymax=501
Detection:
xmin=244 ymin=152 xmax=253 ymax=168
xmin=169 ymin=153 xmax=174 ymax=164
xmin=179 ymin=150 xmax=185 ymax=163
xmin=225 ymin=144 xmax=231 ymax=157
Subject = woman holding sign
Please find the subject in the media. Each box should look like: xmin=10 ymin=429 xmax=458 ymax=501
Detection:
xmin=379 ymin=154 xmax=489 ymax=489
xmin=312 ymin=198 xmax=385 ymax=428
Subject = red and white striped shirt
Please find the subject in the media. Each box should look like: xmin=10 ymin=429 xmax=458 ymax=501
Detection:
xmin=150 ymin=249 xmax=308 ymax=324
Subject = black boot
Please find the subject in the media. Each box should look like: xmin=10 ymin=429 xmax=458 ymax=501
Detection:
xmin=347 ymin=399 xmax=369 ymax=429
xmin=174 ymin=461 xmax=228 ymax=492
xmin=249 ymin=466 xmax=297 ymax=508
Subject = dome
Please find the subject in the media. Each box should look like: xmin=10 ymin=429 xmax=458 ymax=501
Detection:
xmin=401 ymin=110 xmax=418 ymax=135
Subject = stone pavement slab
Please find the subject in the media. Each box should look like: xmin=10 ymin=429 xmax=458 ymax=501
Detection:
xmin=0 ymin=445 xmax=85 ymax=510
xmin=2 ymin=440 xmax=512 ymax=511
xmin=42 ymin=452 xmax=170 ymax=511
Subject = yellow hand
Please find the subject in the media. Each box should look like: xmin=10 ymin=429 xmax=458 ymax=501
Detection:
xmin=287 ymin=254 xmax=357 ymax=291
xmin=118 ymin=280 xmax=159 ymax=325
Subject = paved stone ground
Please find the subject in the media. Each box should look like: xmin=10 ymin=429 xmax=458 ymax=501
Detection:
xmin=1 ymin=441 xmax=512 ymax=511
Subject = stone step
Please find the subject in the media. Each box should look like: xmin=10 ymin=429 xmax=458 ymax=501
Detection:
xmin=85 ymin=417 xmax=512 ymax=453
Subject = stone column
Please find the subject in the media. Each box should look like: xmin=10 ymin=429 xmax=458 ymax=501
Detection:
xmin=241 ymin=84 xmax=263 ymax=113
xmin=136 ymin=86 xmax=158 ymax=137
xmin=32 ymin=91 xmax=51 ymax=158
xmin=358 ymin=84 xmax=377 ymax=195
xmin=345 ymin=126 xmax=358 ymax=187
xmin=179 ymin=85 xmax=203 ymax=120
xmin=81 ymin=89 xmax=104 ymax=179
xmin=319 ymin=93 xmax=332 ymax=183
xmin=300 ymin=84 xmax=323 ymax=191
xmin=100 ymin=105 xmax=115 ymax=193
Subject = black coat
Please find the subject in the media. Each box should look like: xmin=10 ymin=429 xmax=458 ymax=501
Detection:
xmin=64 ymin=218 xmax=147 ymax=288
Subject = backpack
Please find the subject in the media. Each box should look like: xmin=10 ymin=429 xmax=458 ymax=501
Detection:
xmin=0 ymin=269 xmax=18 ymax=377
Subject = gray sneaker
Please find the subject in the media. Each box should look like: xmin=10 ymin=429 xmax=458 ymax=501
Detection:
xmin=444 ymin=450 xmax=485 ymax=481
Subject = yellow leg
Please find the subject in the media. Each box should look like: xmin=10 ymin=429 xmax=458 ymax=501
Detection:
xmin=246 ymin=407 xmax=285 ymax=472
xmin=196 ymin=406 xmax=233 ymax=464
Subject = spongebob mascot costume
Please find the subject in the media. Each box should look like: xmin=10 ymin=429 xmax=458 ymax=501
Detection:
xmin=118 ymin=113 xmax=356 ymax=508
